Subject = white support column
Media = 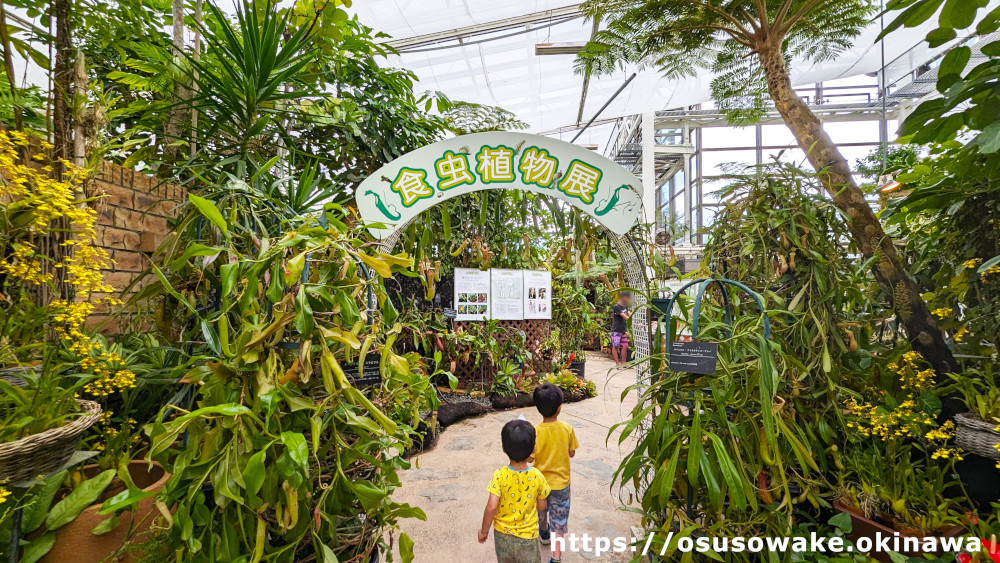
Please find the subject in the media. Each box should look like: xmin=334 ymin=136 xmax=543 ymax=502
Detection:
xmin=641 ymin=112 xmax=656 ymax=233
xmin=682 ymin=159 xmax=692 ymax=246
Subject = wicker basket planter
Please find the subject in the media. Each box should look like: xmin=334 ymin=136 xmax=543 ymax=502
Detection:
xmin=0 ymin=365 xmax=41 ymax=388
xmin=955 ymin=412 xmax=1000 ymax=461
xmin=0 ymin=399 xmax=102 ymax=484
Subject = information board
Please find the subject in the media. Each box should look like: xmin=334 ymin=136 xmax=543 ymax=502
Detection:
xmin=344 ymin=353 xmax=382 ymax=387
xmin=668 ymin=341 xmax=718 ymax=374
xmin=454 ymin=268 xmax=491 ymax=321
xmin=490 ymin=269 xmax=524 ymax=320
xmin=523 ymin=270 xmax=552 ymax=320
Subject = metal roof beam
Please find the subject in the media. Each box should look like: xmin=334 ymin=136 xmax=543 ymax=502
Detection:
xmin=653 ymin=102 xmax=900 ymax=129
xmin=384 ymin=4 xmax=584 ymax=51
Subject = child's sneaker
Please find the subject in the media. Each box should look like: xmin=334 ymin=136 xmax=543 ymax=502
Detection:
xmin=548 ymin=558 xmax=561 ymax=563
xmin=539 ymin=528 xmax=550 ymax=545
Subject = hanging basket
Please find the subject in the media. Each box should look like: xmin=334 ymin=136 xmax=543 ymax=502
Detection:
xmin=0 ymin=365 xmax=41 ymax=388
xmin=955 ymin=412 xmax=1000 ymax=461
xmin=0 ymin=399 xmax=102 ymax=484
xmin=656 ymin=278 xmax=771 ymax=378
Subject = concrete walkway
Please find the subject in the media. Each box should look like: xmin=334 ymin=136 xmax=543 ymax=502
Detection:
xmin=390 ymin=355 xmax=643 ymax=562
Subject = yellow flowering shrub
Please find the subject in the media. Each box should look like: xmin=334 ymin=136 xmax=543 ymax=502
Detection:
xmin=0 ymin=130 xmax=134 ymax=402
xmin=841 ymin=351 xmax=967 ymax=531
xmin=845 ymin=351 xmax=960 ymax=460
xmin=931 ymin=307 xmax=953 ymax=319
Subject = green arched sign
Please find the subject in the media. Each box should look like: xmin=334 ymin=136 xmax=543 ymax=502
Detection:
xmin=356 ymin=132 xmax=644 ymax=239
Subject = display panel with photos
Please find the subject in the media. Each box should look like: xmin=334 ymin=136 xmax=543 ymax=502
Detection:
xmin=454 ymin=268 xmax=491 ymax=321
xmin=523 ymin=270 xmax=552 ymax=320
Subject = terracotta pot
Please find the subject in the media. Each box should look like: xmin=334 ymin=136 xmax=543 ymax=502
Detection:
xmin=833 ymin=499 xmax=965 ymax=563
xmin=40 ymin=460 xmax=170 ymax=563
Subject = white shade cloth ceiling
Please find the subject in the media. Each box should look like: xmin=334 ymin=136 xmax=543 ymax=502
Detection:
xmin=348 ymin=0 xmax=986 ymax=137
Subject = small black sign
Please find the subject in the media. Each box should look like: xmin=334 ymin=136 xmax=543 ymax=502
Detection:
xmin=443 ymin=307 xmax=457 ymax=319
xmin=669 ymin=341 xmax=718 ymax=375
xmin=344 ymin=353 xmax=382 ymax=387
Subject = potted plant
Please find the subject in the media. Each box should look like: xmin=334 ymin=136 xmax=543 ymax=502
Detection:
xmin=948 ymin=369 xmax=1000 ymax=464
xmin=836 ymin=351 xmax=970 ymax=561
xmin=33 ymin=334 xmax=184 ymax=563
xmin=541 ymin=368 xmax=596 ymax=403
xmin=0 ymin=130 xmax=153 ymax=561
xmin=550 ymin=281 xmax=601 ymax=378
xmin=130 ymin=202 xmax=430 ymax=562
xmin=489 ymin=358 xmax=535 ymax=409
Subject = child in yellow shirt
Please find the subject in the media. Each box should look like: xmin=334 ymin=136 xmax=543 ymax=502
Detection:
xmin=478 ymin=419 xmax=551 ymax=563
xmin=532 ymin=383 xmax=580 ymax=563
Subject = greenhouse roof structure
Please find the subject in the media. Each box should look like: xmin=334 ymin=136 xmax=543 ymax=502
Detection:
xmin=348 ymin=0 xmax=986 ymax=141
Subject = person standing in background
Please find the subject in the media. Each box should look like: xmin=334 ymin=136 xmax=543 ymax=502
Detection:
xmin=610 ymin=291 xmax=631 ymax=366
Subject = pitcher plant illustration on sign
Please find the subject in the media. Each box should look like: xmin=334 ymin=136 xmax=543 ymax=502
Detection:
xmin=356 ymin=132 xmax=644 ymax=238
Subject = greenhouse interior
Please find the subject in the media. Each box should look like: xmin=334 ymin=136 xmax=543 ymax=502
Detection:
xmin=2 ymin=0 xmax=1000 ymax=561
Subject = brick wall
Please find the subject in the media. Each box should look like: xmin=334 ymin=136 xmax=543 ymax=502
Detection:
xmin=87 ymin=162 xmax=185 ymax=331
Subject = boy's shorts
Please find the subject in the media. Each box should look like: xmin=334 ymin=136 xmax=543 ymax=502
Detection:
xmin=494 ymin=530 xmax=541 ymax=563
xmin=611 ymin=332 xmax=628 ymax=348
xmin=542 ymin=486 xmax=571 ymax=535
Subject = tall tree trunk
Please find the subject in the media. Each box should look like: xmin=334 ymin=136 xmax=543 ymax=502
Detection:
xmin=0 ymin=1 xmax=23 ymax=130
xmin=165 ymin=0 xmax=186 ymax=162
xmin=37 ymin=0 xmax=76 ymax=308
xmin=53 ymin=0 xmax=74 ymax=166
xmin=73 ymin=49 xmax=86 ymax=167
xmin=757 ymin=45 xmax=959 ymax=380
xmin=189 ymin=0 xmax=202 ymax=160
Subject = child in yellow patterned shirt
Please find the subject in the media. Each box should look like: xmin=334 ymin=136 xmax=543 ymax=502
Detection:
xmin=478 ymin=419 xmax=551 ymax=563
xmin=532 ymin=383 xmax=580 ymax=563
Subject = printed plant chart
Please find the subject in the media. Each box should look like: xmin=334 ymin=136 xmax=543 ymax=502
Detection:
xmin=454 ymin=268 xmax=491 ymax=321
xmin=523 ymin=270 xmax=552 ymax=320
xmin=490 ymin=269 xmax=524 ymax=320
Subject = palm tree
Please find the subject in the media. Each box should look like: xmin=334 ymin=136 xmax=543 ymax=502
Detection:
xmin=577 ymin=0 xmax=959 ymax=375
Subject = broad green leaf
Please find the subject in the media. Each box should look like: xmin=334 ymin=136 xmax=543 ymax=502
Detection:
xmin=202 ymin=320 xmax=222 ymax=355
xmin=352 ymin=481 xmax=387 ymax=511
xmin=243 ymin=448 xmax=269 ymax=499
xmin=170 ymin=243 xmax=223 ymax=271
xmin=22 ymin=470 xmax=67 ymax=533
xmin=99 ymin=488 xmax=156 ymax=515
xmin=975 ymin=121 xmax=1000 ymax=153
xmin=211 ymin=450 xmax=244 ymax=505
xmin=829 ymin=511 xmax=852 ymax=532
xmin=315 ymin=535 xmax=339 ymax=563
xmin=284 ymin=251 xmax=307 ymax=285
xmin=221 ymin=262 xmax=239 ymax=297
xmin=281 ymin=431 xmax=310 ymax=470
xmin=188 ymin=194 xmax=228 ymax=234
xmin=925 ymin=27 xmax=956 ymax=47
xmin=21 ymin=532 xmax=56 ymax=563
xmin=399 ymin=532 xmax=415 ymax=563
xmin=91 ymin=515 xmax=121 ymax=535
xmin=939 ymin=0 xmax=987 ymax=29
xmin=46 ymin=469 xmax=117 ymax=530
xmin=295 ymin=285 xmax=315 ymax=338
xmin=936 ymin=46 xmax=971 ymax=90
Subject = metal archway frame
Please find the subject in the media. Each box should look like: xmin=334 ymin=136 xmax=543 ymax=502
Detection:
xmin=378 ymin=203 xmax=651 ymax=387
